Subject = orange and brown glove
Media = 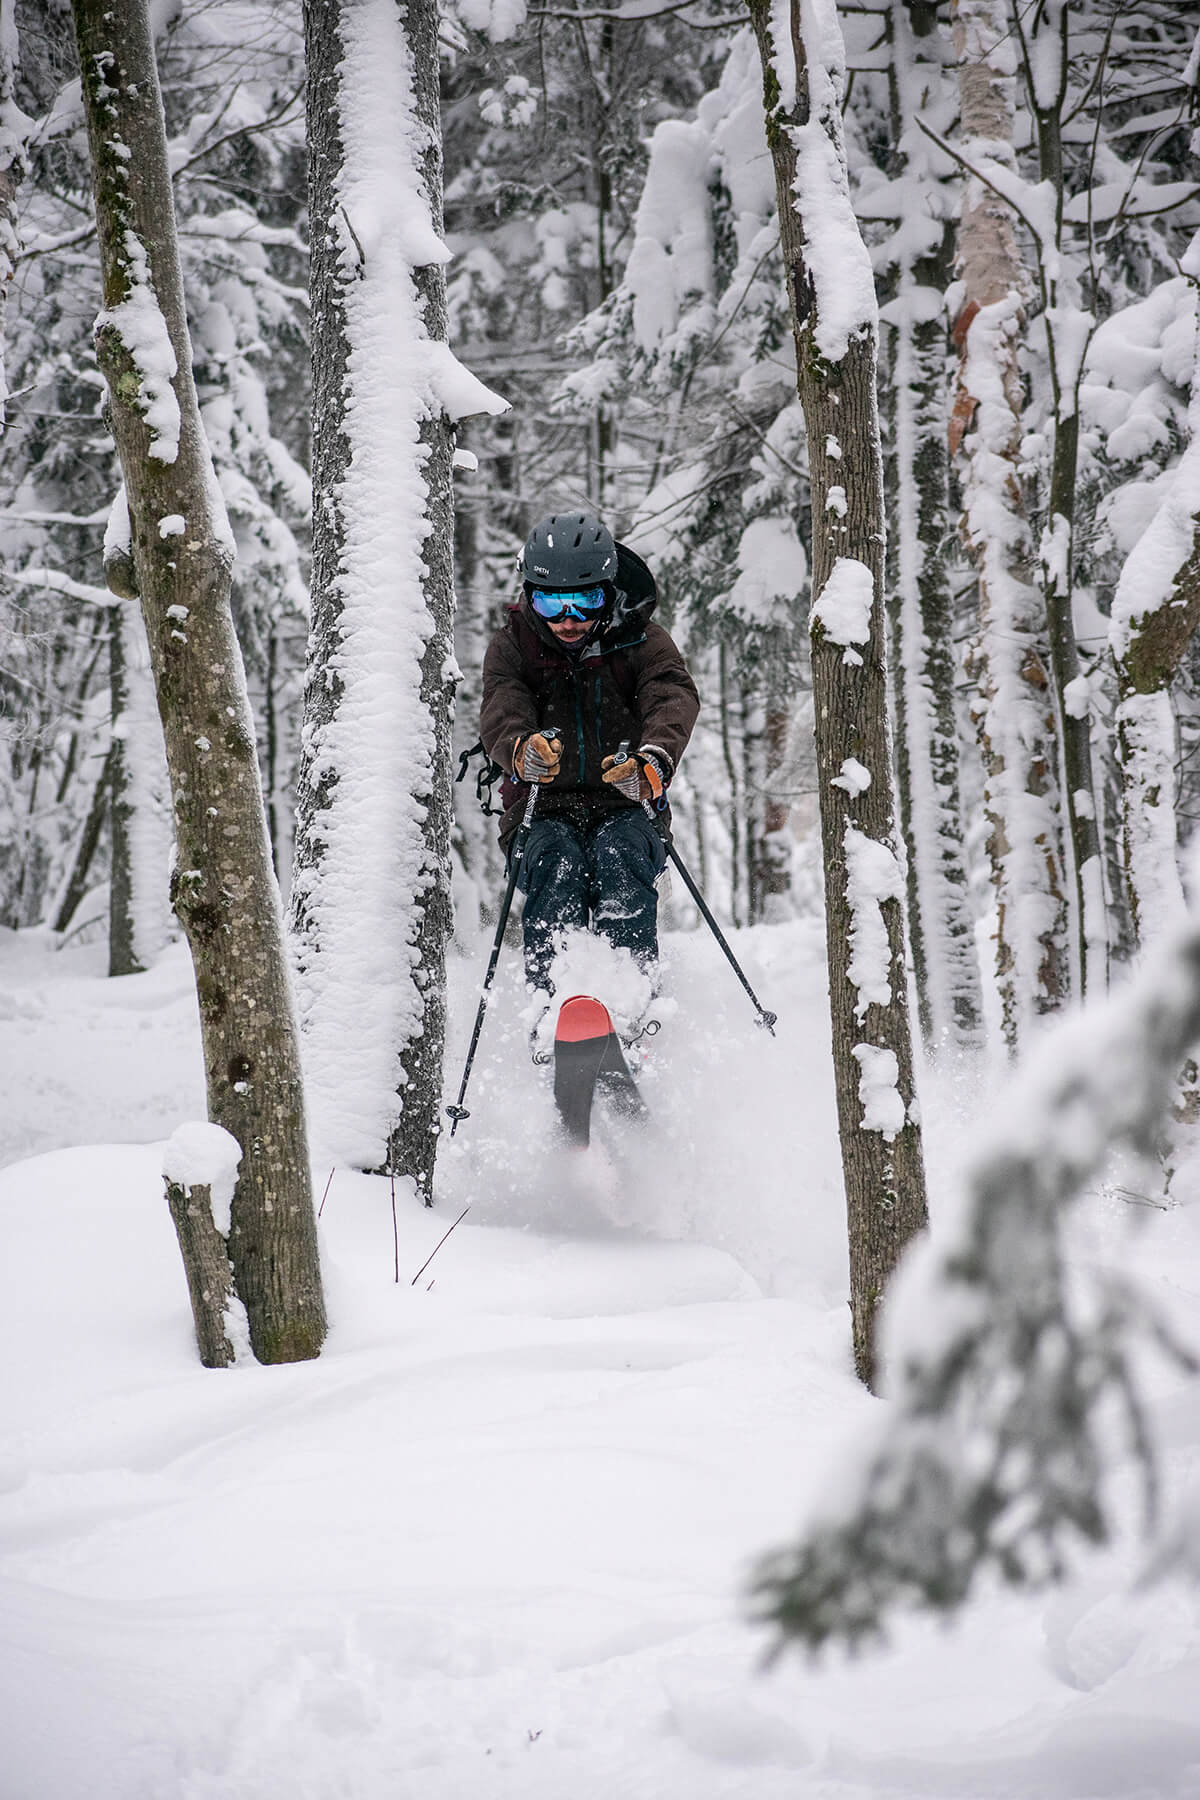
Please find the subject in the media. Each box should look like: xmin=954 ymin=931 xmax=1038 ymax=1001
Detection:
xmin=601 ymin=747 xmax=667 ymax=806
xmin=513 ymin=731 xmax=562 ymax=784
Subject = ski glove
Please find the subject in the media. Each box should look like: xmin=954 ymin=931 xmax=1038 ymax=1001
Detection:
xmin=601 ymin=748 xmax=667 ymax=806
xmin=514 ymin=732 xmax=562 ymax=785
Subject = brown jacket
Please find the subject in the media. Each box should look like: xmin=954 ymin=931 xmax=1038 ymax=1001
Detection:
xmin=480 ymin=597 xmax=700 ymax=843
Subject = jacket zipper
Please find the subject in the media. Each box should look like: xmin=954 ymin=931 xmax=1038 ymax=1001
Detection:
xmin=572 ymin=669 xmax=586 ymax=782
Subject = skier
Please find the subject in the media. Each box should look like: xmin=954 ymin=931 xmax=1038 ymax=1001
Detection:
xmin=480 ymin=510 xmax=700 ymax=998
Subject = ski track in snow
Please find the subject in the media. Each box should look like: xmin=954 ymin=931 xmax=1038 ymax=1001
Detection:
xmin=2 ymin=921 xmax=1200 ymax=1798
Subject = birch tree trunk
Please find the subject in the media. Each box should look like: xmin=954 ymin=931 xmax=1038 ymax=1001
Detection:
xmin=749 ymin=0 xmax=928 ymax=1390
xmin=293 ymin=0 xmax=501 ymax=1202
xmin=72 ymin=0 xmax=326 ymax=1364
xmin=951 ymin=0 xmax=1068 ymax=1050
xmin=884 ymin=1 xmax=983 ymax=1055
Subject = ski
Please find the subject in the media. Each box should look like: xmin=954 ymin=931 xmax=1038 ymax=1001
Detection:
xmin=553 ymin=994 xmax=646 ymax=1147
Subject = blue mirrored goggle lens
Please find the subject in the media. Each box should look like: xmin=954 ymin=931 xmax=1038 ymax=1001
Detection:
xmin=530 ymin=586 xmax=606 ymax=621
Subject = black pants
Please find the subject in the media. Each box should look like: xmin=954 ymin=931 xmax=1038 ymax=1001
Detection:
xmin=517 ymin=809 xmax=666 ymax=990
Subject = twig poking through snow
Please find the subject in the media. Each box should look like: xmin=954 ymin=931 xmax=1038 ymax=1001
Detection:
xmin=318 ymin=1168 xmax=335 ymax=1217
xmin=411 ymin=1206 xmax=471 ymax=1287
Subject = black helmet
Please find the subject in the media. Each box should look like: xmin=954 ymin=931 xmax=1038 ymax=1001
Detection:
xmin=519 ymin=512 xmax=618 ymax=590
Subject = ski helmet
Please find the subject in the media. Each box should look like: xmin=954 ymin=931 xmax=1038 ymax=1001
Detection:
xmin=519 ymin=513 xmax=618 ymax=590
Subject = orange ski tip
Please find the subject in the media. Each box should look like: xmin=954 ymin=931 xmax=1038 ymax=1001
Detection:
xmin=555 ymin=995 xmax=615 ymax=1042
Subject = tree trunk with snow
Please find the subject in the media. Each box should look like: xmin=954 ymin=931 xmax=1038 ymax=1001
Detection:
xmin=293 ymin=0 xmax=501 ymax=1202
xmin=754 ymin=697 xmax=794 ymax=923
xmin=717 ymin=648 xmax=746 ymax=927
xmin=1109 ymin=250 xmax=1200 ymax=959
xmin=52 ymin=744 xmax=113 ymax=936
xmin=951 ymin=0 xmax=1068 ymax=1049
xmin=165 ymin=1174 xmax=240 ymax=1369
xmin=107 ymin=588 xmax=173 ymax=978
xmin=0 ymin=0 xmax=26 ymax=429
xmin=72 ymin=0 xmax=326 ymax=1364
xmin=449 ymin=433 xmax=507 ymax=936
xmin=749 ymin=0 xmax=928 ymax=1391
xmin=1015 ymin=0 xmax=1106 ymax=998
xmin=107 ymin=597 xmax=142 ymax=975
xmin=883 ymin=2 xmax=983 ymax=1055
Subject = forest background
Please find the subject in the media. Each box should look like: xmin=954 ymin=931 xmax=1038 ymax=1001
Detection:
xmin=2 ymin=0 xmax=1200 ymax=1730
xmin=5 ymin=0 xmax=1197 ymax=1019
xmin=2 ymin=2 xmax=1200 ymax=1297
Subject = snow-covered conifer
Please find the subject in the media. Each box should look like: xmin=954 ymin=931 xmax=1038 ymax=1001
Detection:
xmin=573 ymin=29 xmax=807 ymax=925
xmin=755 ymin=893 xmax=1200 ymax=1653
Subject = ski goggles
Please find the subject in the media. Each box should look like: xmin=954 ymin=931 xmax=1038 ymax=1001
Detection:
xmin=530 ymin=585 xmax=607 ymax=622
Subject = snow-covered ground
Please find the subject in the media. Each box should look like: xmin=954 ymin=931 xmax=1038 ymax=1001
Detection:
xmin=2 ymin=920 xmax=1199 ymax=1799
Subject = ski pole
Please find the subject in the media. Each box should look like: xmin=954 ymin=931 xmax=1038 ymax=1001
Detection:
xmin=615 ymin=742 xmax=778 ymax=1036
xmin=661 ymin=838 xmax=777 ymax=1034
xmin=445 ymin=729 xmax=559 ymax=1134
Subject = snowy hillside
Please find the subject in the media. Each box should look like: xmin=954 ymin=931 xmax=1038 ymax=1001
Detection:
xmin=2 ymin=921 xmax=1200 ymax=1799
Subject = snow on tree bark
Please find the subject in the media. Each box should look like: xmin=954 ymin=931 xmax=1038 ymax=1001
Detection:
xmin=163 ymin=1121 xmax=251 ymax=1368
xmin=748 ymin=0 xmax=928 ymax=1391
xmin=72 ymin=0 xmax=326 ymax=1364
xmin=292 ymin=0 xmax=504 ymax=1200
xmin=0 ymin=0 xmax=27 ymax=429
xmin=879 ymin=2 xmax=983 ymax=1055
xmin=1111 ymin=240 xmax=1200 ymax=953
xmin=103 ymin=484 xmax=174 ymax=977
xmin=107 ymin=595 xmax=172 ymax=976
xmin=950 ymin=0 xmax=1068 ymax=1049
xmin=1012 ymin=0 xmax=1106 ymax=999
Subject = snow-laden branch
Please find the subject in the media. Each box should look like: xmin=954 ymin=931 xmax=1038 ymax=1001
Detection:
xmin=5 ymin=565 xmax=116 ymax=607
xmin=754 ymin=905 xmax=1200 ymax=1654
xmin=529 ymin=0 xmax=743 ymax=22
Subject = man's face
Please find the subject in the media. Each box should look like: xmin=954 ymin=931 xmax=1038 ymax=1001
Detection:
xmin=548 ymin=615 xmax=591 ymax=648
